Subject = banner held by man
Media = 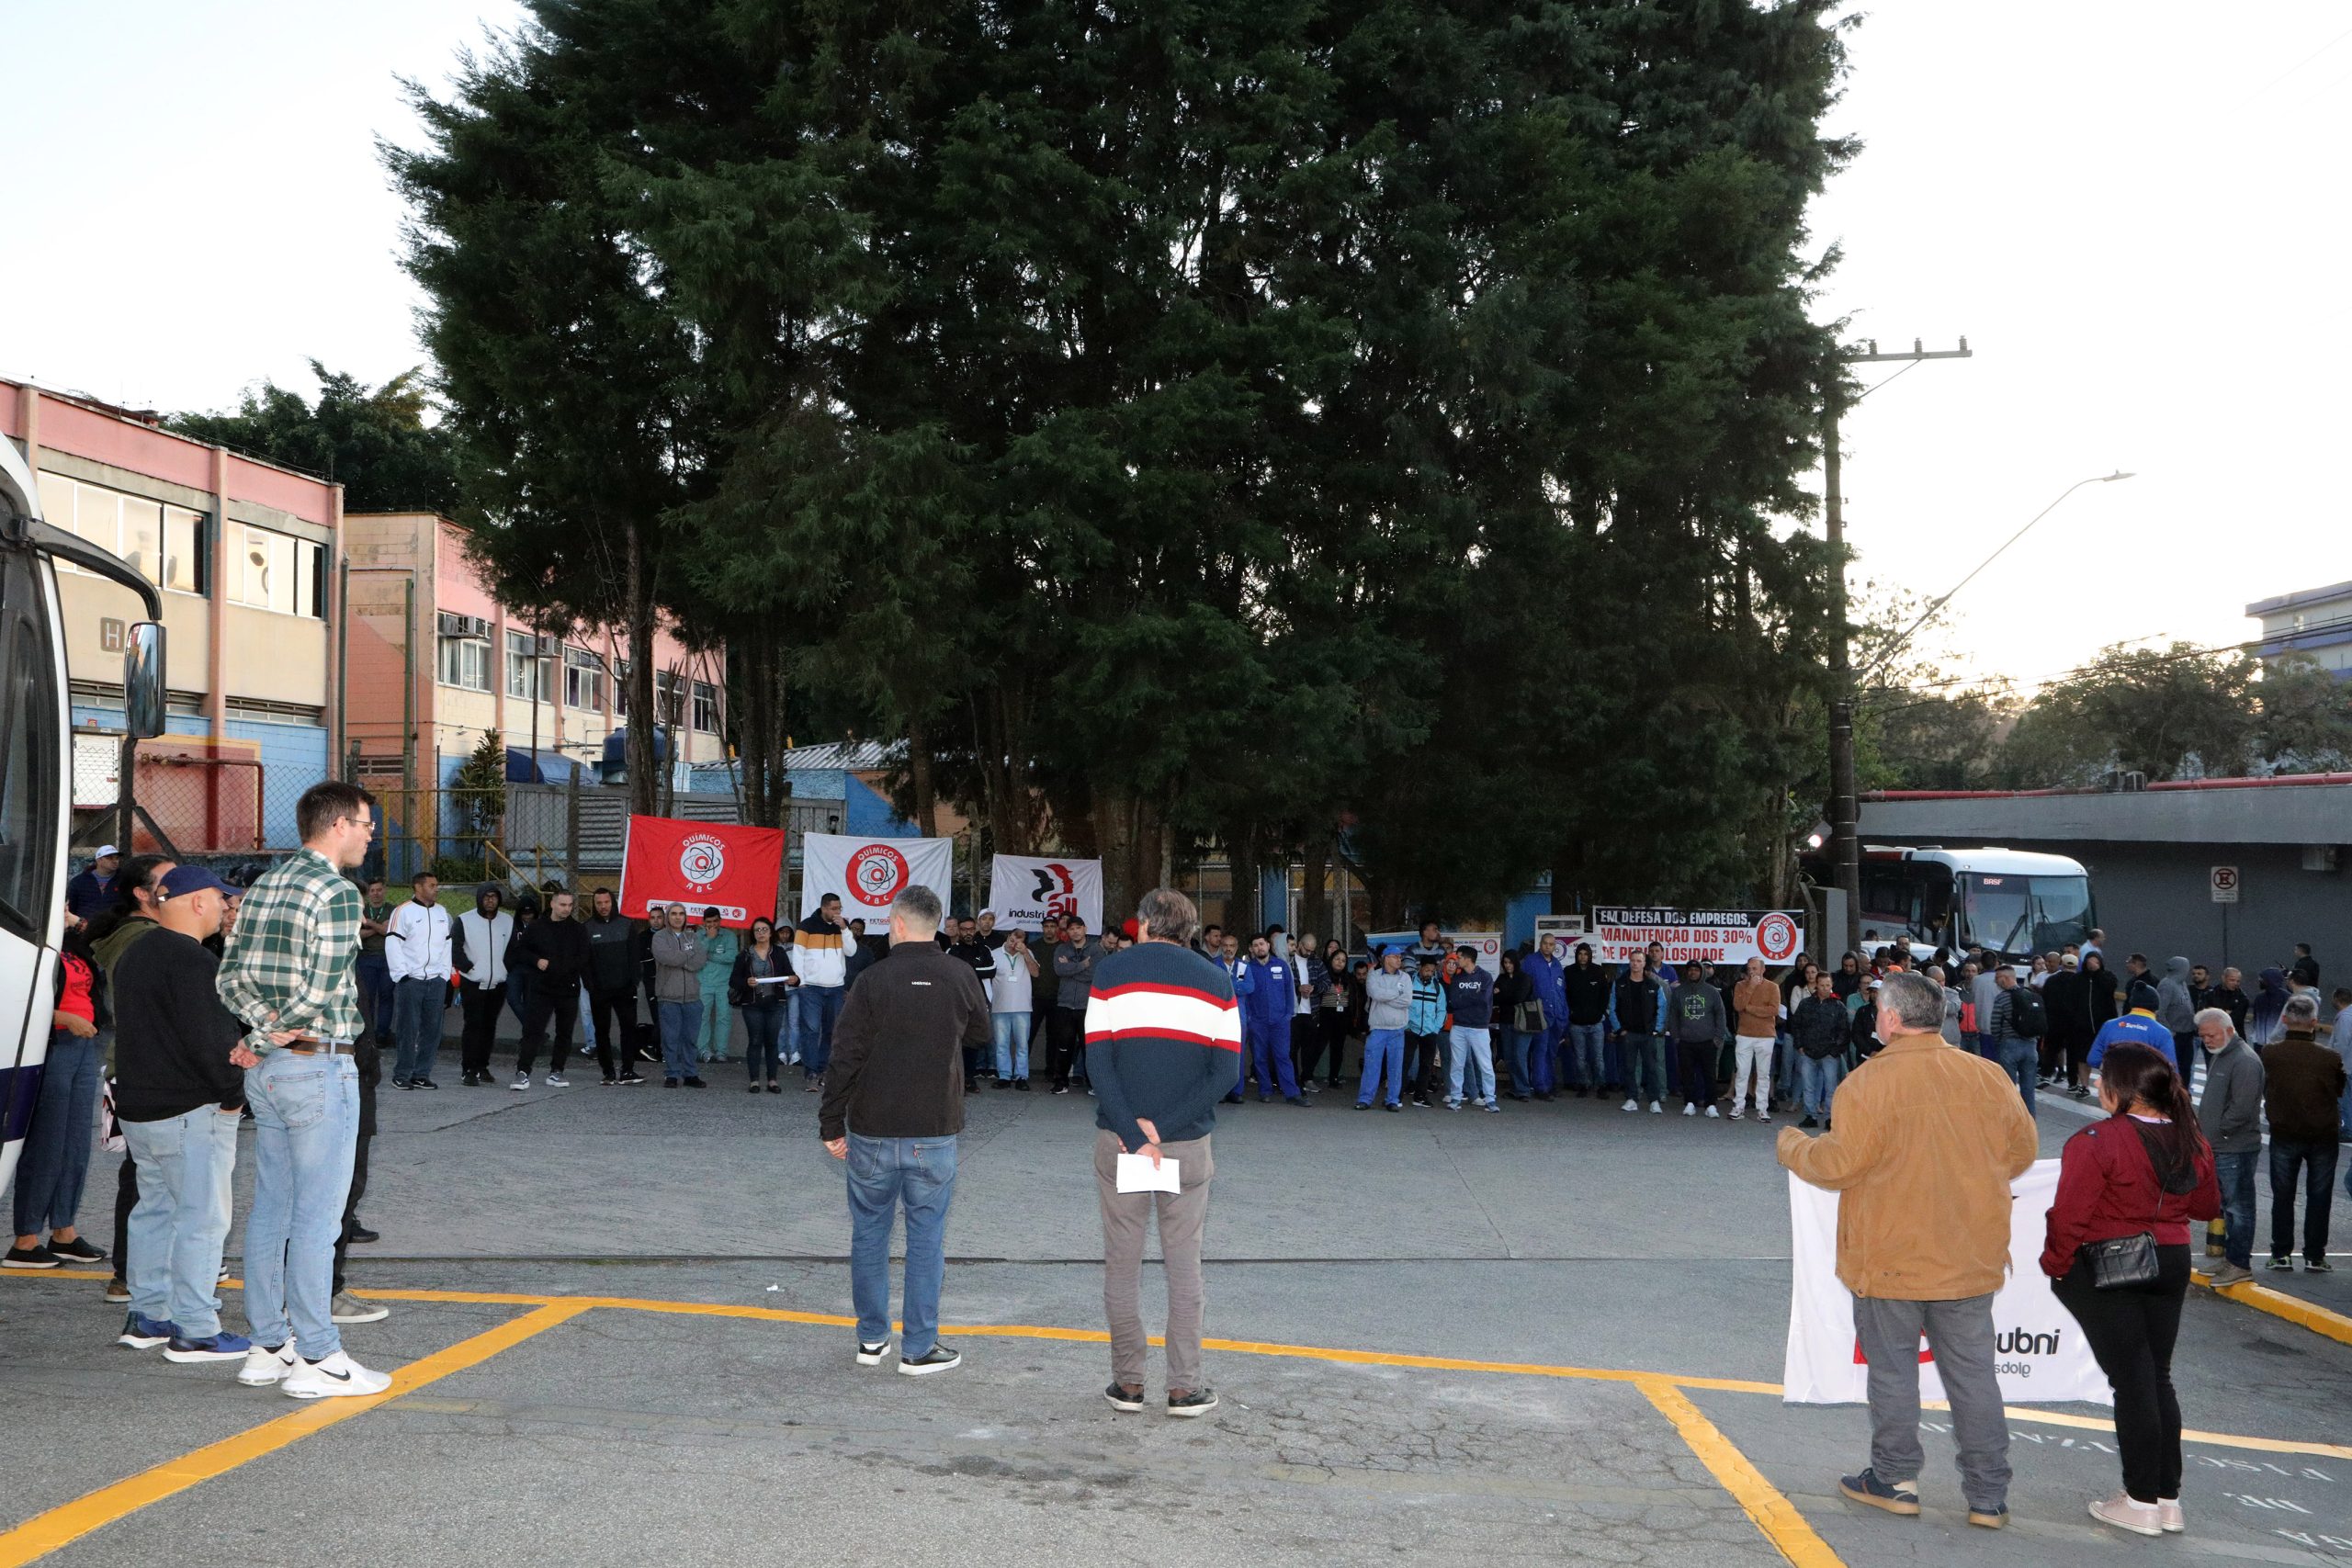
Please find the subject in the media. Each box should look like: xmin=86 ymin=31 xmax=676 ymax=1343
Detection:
xmin=801 ymin=832 xmax=956 ymax=927
xmin=618 ymin=816 xmax=784 ymax=926
xmin=988 ymin=854 xmax=1103 ymax=933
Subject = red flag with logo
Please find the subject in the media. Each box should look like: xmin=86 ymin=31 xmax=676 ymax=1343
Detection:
xmin=619 ymin=816 xmax=784 ymax=928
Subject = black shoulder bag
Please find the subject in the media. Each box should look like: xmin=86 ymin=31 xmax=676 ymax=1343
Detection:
xmin=2076 ymin=1120 xmax=2196 ymax=1290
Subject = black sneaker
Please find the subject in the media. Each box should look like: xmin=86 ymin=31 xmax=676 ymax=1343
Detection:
xmin=1799 ymin=1115 xmax=1818 ymax=1129
xmin=415 ymin=1078 xmax=440 ymax=1090
xmin=1015 ymin=1078 xmax=1032 ymax=1092
xmin=766 ymin=1082 xmax=783 ymax=1094
xmin=393 ymin=1078 xmax=416 ymax=1090
xmin=854 ymin=1338 xmax=890 ymax=1367
xmin=459 ymin=1072 xmax=478 ymax=1087
xmin=1385 ymin=1102 xmax=1402 ymax=1112
xmin=663 ymin=1078 xmax=680 ymax=1088
xmin=898 ymin=1343 xmax=962 ymax=1377
xmin=3 ymin=1246 xmax=60 ymax=1269
xmin=618 ymin=1072 xmax=646 ymax=1086
xmin=2309 ymin=1258 xmax=2335 ymax=1273
xmin=1166 ymin=1387 xmax=1219 ymax=1418
xmin=1838 ymin=1468 xmax=1920 ymax=1516
xmin=1284 ymin=1096 xmax=1309 ymax=1107
xmin=347 ymin=1225 xmax=379 ymax=1244
xmin=683 ymin=1077 xmax=707 ymax=1089
xmin=1352 ymin=1100 xmax=1371 ymax=1111
xmin=48 ymin=1236 xmax=107 ymax=1263
xmin=2268 ymin=1255 xmax=2295 ymax=1271
xmin=1104 ymin=1381 xmax=1146 ymax=1413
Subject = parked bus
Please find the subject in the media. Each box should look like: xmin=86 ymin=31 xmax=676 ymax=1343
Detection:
xmin=1808 ymin=844 xmax=2098 ymax=964
xmin=0 ymin=434 xmax=166 ymax=1193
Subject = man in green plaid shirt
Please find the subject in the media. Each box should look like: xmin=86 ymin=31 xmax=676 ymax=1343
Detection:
xmin=213 ymin=782 xmax=393 ymax=1399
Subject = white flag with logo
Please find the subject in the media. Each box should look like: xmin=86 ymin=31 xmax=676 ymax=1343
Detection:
xmin=800 ymin=833 xmax=956 ymax=928
xmin=989 ymin=854 xmax=1103 ymax=933
xmin=1782 ymin=1160 xmax=2110 ymax=1405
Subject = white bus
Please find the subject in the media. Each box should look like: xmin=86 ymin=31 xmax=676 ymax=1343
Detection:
xmin=1849 ymin=844 xmax=2098 ymax=964
xmin=1 ymin=434 xmax=165 ymax=1194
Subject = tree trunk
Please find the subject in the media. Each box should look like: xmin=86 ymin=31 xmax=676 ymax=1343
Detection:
xmin=1091 ymin=784 xmax=1155 ymax=933
xmin=1300 ymin=834 xmax=1330 ymax=945
xmin=906 ymin=716 xmax=937 ymax=839
xmin=624 ymin=518 xmax=661 ymax=817
xmin=1224 ymin=821 xmax=1261 ymax=935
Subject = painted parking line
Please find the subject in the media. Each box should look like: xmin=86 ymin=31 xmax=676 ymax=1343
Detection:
xmin=1639 ymin=1378 xmax=1843 ymax=1568
xmin=2194 ymin=1269 xmax=2352 ymax=1348
xmin=0 ymin=1299 xmax=588 ymax=1568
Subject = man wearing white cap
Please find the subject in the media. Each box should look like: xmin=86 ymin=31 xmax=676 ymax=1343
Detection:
xmin=66 ymin=845 xmax=120 ymax=923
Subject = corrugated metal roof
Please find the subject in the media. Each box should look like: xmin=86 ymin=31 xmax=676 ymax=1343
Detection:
xmin=781 ymin=739 xmax=899 ymax=772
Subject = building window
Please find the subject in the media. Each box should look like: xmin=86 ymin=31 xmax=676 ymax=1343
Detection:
xmin=563 ymin=647 xmax=605 ymax=711
xmin=691 ymin=679 xmax=719 ymax=734
xmin=34 ymin=474 xmax=209 ymax=595
xmin=438 ymin=634 xmax=491 ymax=692
xmin=507 ymin=630 xmax=551 ymax=702
xmin=226 ymin=523 xmax=324 ymax=616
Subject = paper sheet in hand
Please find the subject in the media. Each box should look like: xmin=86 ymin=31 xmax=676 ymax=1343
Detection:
xmin=1115 ymin=1154 xmax=1180 ymax=1194
xmin=748 ymin=975 xmax=793 ymax=986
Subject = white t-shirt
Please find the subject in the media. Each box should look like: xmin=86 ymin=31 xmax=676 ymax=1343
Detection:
xmin=992 ymin=950 xmax=1034 ymax=1015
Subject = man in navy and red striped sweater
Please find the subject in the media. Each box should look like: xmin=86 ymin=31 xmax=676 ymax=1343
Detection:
xmin=1084 ymin=887 xmax=1239 ymax=1419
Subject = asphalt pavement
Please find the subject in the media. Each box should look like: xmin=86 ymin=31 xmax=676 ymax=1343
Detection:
xmin=5 ymin=1043 xmax=2350 ymax=1568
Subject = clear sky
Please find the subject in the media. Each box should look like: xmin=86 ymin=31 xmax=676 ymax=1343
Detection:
xmin=5 ymin=2 xmax=2345 ymax=692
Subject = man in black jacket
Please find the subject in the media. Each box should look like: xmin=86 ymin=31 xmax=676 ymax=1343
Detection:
xmin=820 ymin=886 xmax=989 ymax=1376
xmin=110 ymin=866 xmax=252 ymax=1361
xmin=513 ymin=890 xmax=591 ymax=1089
xmin=582 ymin=888 xmax=646 ymax=1085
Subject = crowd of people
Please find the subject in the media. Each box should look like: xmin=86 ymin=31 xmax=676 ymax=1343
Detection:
xmin=10 ymin=824 xmax=2349 ymax=1510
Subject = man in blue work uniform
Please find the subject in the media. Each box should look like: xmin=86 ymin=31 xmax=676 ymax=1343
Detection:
xmin=1238 ymin=934 xmax=1305 ymax=1106
xmin=1521 ymin=933 xmax=1567 ymax=1100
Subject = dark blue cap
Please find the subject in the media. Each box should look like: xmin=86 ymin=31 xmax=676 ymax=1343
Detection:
xmin=159 ymin=864 xmax=236 ymax=899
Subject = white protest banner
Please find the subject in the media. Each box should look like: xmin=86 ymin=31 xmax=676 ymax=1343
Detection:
xmin=1782 ymin=1160 xmax=2109 ymax=1405
xmin=1586 ymin=908 xmax=1805 ymax=969
xmin=800 ymin=833 xmax=956 ymax=928
xmin=988 ymin=854 xmax=1103 ymax=933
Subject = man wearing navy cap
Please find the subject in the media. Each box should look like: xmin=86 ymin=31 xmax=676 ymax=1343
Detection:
xmin=110 ymin=866 xmax=252 ymax=1364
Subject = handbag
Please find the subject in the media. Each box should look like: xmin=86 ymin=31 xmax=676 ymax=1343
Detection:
xmin=1514 ymin=998 xmax=1546 ymax=1032
xmin=2078 ymin=1231 xmax=2158 ymax=1291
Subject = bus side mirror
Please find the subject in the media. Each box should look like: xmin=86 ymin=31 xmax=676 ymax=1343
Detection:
xmin=124 ymin=621 xmax=166 ymax=739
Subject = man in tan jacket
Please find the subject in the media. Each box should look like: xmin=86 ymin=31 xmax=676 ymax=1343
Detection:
xmin=1729 ymin=956 xmax=1781 ymax=1121
xmin=1778 ymin=969 xmax=2039 ymax=1529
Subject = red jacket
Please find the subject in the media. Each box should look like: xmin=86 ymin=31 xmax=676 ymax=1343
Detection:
xmin=2041 ymin=1113 xmax=2220 ymax=1278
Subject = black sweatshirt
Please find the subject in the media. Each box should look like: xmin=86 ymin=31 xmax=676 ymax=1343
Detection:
xmin=515 ymin=916 xmax=591 ymax=997
xmin=819 ymin=942 xmax=990 ymax=1142
xmin=111 ymin=927 xmax=247 ymax=1120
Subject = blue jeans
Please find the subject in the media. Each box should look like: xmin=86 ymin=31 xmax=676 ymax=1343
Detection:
xmin=1565 ymin=1021 xmax=1605 ymax=1089
xmin=2268 ymin=1140 xmax=2337 ymax=1263
xmin=243 ymin=1049 xmax=359 ymax=1357
xmin=1448 ymin=1026 xmax=1495 ymax=1104
xmin=797 ymin=986 xmax=844 ymax=1077
xmin=1620 ymin=1032 xmax=1667 ymax=1102
xmin=657 ymin=999 xmax=702 ymax=1080
xmin=354 ymin=953 xmax=393 ymax=1043
xmin=2214 ymin=1149 xmax=2258 ymax=1269
xmin=390 ymin=976 xmax=444 ymax=1084
xmin=991 ymin=1012 xmax=1030 ymax=1081
xmin=1359 ymin=1027 xmax=1404 ymax=1106
xmin=1498 ymin=1025 xmax=1531 ymax=1095
xmin=845 ymin=1132 xmax=958 ymax=1356
xmin=1996 ymin=1038 xmax=2039 ymax=1115
xmin=13 ymin=1027 xmax=100 ymax=1236
xmin=743 ymin=1001 xmax=785 ymax=1081
xmin=121 ymin=1105 xmax=241 ymax=1337
xmin=1795 ymin=1053 xmax=1843 ymax=1118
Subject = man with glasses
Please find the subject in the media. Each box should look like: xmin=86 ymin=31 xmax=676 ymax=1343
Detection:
xmin=214 ymin=782 xmax=391 ymax=1398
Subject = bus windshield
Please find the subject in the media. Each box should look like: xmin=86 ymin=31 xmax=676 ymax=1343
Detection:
xmin=1959 ymin=874 xmax=2093 ymax=956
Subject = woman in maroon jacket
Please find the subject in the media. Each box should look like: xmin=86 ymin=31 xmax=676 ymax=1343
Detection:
xmin=2041 ymin=1041 xmax=2221 ymax=1540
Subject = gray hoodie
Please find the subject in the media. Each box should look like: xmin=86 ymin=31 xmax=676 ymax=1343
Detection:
xmin=1666 ymin=980 xmax=1726 ymax=1044
xmin=1364 ymin=967 xmax=1412 ymax=1031
xmin=2154 ymin=955 xmax=2197 ymax=1034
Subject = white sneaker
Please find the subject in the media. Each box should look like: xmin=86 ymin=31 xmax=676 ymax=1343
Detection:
xmin=1621 ymin=1098 xmax=1638 ymax=1112
xmin=1704 ymin=1105 xmax=1720 ymax=1119
xmin=1648 ymin=1100 xmax=1663 ymax=1114
xmin=281 ymin=1348 xmax=393 ymax=1400
xmin=2089 ymin=1494 xmax=2164 ymax=1537
xmin=237 ymin=1340 xmax=299 ymax=1386
xmin=1682 ymin=1102 xmax=1696 ymax=1117
xmin=1758 ymin=1111 xmax=1772 ymax=1123
xmin=511 ymin=1073 xmax=530 ymax=1091
xmin=1728 ymin=1109 xmax=1744 ymax=1121
xmin=2157 ymin=1498 xmax=2184 ymax=1533
xmin=545 ymin=1073 xmax=569 ymax=1088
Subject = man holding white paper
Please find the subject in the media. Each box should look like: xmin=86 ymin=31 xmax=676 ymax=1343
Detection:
xmin=1084 ymin=887 xmax=1240 ymax=1418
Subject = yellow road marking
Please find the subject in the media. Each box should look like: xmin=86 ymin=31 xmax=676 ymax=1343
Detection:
xmin=1639 ymin=1378 xmax=1846 ymax=1568
xmin=0 ymin=1301 xmax=587 ymax=1568
xmin=2194 ymin=1269 xmax=2352 ymax=1348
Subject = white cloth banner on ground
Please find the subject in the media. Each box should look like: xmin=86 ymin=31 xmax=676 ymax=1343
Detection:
xmin=988 ymin=854 xmax=1103 ymax=933
xmin=800 ymin=833 xmax=956 ymax=927
xmin=1782 ymin=1159 xmax=2110 ymax=1405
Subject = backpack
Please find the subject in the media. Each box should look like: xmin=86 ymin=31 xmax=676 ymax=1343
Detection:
xmin=2007 ymin=985 xmax=2047 ymax=1039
